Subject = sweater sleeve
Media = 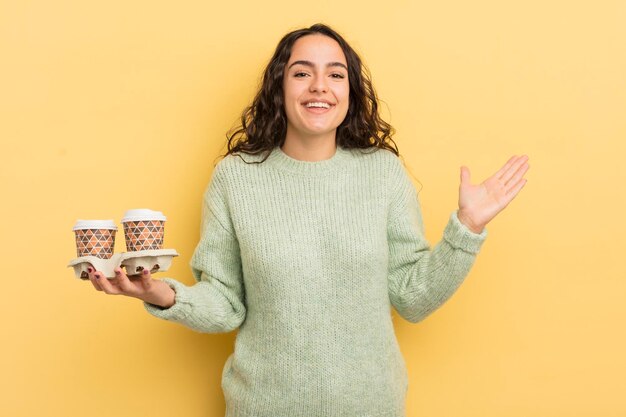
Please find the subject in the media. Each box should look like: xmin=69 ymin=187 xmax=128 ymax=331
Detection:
xmin=387 ymin=160 xmax=487 ymax=323
xmin=143 ymin=164 xmax=246 ymax=333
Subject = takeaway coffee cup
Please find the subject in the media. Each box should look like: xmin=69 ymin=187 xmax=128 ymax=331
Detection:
xmin=73 ymin=220 xmax=117 ymax=259
xmin=121 ymin=209 xmax=166 ymax=251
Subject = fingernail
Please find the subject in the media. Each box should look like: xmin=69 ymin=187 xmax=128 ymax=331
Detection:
xmin=115 ymin=269 xmax=120 ymax=275
xmin=95 ymin=273 xmax=100 ymax=279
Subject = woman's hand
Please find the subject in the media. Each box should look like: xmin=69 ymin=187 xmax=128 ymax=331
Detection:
xmin=457 ymin=155 xmax=530 ymax=233
xmin=87 ymin=266 xmax=176 ymax=308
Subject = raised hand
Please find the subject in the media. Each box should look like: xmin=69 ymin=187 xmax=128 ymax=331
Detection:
xmin=456 ymin=155 xmax=529 ymax=233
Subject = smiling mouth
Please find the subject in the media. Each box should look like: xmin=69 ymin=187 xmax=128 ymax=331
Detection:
xmin=303 ymin=101 xmax=334 ymax=109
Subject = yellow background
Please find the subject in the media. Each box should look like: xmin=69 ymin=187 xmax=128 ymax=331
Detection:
xmin=1 ymin=0 xmax=625 ymax=416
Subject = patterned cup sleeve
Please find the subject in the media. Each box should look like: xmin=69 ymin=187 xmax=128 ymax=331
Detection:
xmin=74 ymin=229 xmax=116 ymax=259
xmin=123 ymin=220 xmax=164 ymax=251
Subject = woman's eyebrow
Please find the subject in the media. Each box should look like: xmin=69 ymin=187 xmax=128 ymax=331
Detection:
xmin=288 ymin=60 xmax=348 ymax=70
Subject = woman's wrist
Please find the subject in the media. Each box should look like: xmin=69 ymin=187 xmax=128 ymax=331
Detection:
xmin=141 ymin=280 xmax=176 ymax=308
xmin=456 ymin=210 xmax=485 ymax=234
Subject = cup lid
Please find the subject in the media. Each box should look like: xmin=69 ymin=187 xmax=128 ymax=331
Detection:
xmin=121 ymin=209 xmax=167 ymax=223
xmin=73 ymin=219 xmax=118 ymax=231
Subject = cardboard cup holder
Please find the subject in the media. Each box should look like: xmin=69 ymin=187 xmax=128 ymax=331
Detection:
xmin=68 ymin=249 xmax=179 ymax=279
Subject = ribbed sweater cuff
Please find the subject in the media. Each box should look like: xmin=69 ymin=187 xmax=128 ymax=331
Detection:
xmin=143 ymin=278 xmax=191 ymax=321
xmin=443 ymin=211 xmax=487 ymax=254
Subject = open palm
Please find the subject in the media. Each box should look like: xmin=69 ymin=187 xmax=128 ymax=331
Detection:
xmin=457 ymin=155 xmax=529 ymax=233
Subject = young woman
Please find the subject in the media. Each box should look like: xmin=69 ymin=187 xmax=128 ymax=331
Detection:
xmin=87 ymin=23 xmax=529 ymax=416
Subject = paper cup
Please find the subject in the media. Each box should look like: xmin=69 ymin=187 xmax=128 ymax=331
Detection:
xmin=121 ymin=209 xmax=166 ymax=251
xmin=73 ymin=220 xmax=117 ymax=259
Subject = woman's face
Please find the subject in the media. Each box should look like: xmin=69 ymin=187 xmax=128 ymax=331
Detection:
xmin=282 ymin=34 xmax=350 ymax=143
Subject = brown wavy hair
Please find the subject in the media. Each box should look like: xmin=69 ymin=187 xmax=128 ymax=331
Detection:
xmin=221 ymin=23 xmax=399 ymax=163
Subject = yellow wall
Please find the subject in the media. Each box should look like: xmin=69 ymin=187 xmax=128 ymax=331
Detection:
xmin=1 ymin=1 xmax=624 ymax=416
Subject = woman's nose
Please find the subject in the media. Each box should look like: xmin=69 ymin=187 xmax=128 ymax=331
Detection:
xmin=309 ymin=75 xmax=328 ymax=93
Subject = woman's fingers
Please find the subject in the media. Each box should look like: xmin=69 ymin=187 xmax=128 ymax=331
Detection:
xmin=89 ymin=274 xmax=102 ymax=291
xmin=505 ymin=160 xmax=530 ymax=189
xmin=506 ymin=177 xmax=528 ymax=198
xmin=94 ymin=271 xmax=120 ymax=295
xmin=86 ymin=266 xmax=155 ymax=298
xmin=139 ymin=269 xmax=153 ymax=291
xmin=87 ymin=266 xmax=102 ymax=291
xmin=494 ymin=155 xmax=518 ymax=180
xmin=499 ymin=155 xmax=529 ymax=183
xmin=114 ymin=268 xmax=135 ymax=294
xmin=88 ymin=267 xmax=152 ymax=298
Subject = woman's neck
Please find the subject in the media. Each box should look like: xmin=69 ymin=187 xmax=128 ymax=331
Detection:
xmin=280 ymin=134 xmax=337 ymax=162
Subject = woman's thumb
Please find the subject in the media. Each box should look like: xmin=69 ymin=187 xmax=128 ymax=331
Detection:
xmin=460 ymin=166 xmax=471 ymax=185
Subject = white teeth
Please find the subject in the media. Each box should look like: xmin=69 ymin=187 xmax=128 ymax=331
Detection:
xmin=305 ymin=102 xmax=331 ymax=109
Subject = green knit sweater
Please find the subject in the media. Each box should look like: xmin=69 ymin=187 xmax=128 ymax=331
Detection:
xmin=144 ymin=144 xmax=487 ymax=416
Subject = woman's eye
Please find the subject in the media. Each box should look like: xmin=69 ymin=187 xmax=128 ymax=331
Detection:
xmin=294 ymin=72 xmax=309 ymax=77
xmin=331 ymin=73 xmax=346 ymax=79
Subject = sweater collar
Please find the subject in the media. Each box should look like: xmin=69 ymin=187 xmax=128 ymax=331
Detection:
xmin=266 ymin=144 xmax=351 ymax=176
